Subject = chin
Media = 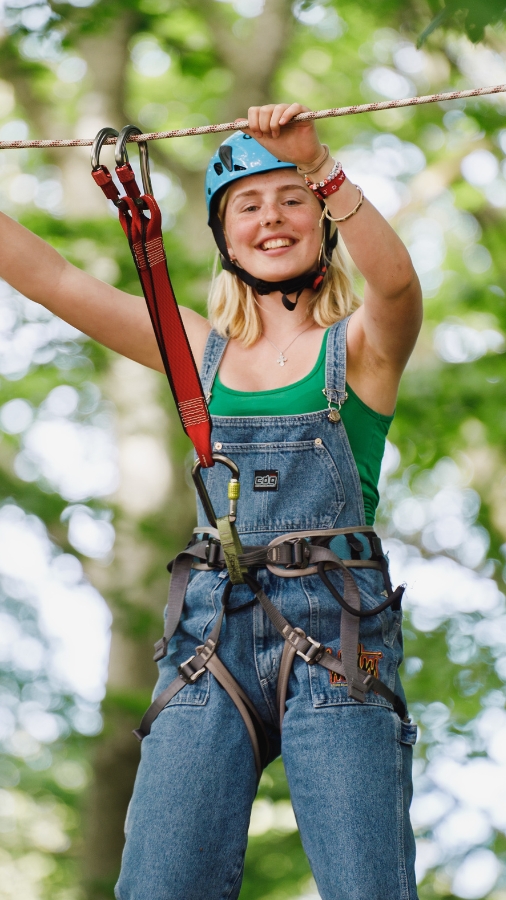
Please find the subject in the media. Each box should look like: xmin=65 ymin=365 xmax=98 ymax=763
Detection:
xmin=243 ymin=257 xmax=314 ymax=283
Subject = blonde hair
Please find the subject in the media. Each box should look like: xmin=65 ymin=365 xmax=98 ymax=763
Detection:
xmin=207 ymin=188 xmax=361 ymax=346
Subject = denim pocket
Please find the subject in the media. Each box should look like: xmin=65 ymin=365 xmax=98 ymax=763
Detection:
xmin=200 ymin=439 xmax=345 ymax=534
xmin=308 ymin=567 xmax=402 ymax=709
xmin=166 ymin=670 xmax=211 ymax=707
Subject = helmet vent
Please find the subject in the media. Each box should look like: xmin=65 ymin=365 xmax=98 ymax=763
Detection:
xmin=234 ymin=164 xmax=247 ymax=171
xmin=218 ymin=144 xmax=234 ymax=172
xmin=214 ymin=162 xmax=223 ymax=175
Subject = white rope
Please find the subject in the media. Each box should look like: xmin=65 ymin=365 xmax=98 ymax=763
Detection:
xmin=0 ymin=83 xmax=505 ymax=150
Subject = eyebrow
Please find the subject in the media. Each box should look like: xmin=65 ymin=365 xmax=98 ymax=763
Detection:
xmin=231 ymin=184 xmax=308 ymax=203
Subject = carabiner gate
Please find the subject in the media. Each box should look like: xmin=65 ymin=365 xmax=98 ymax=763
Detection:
xmin=90 ymin=126 xmax=119 ymax=171
xmin=115 ymin=124 xmax=153 ymax=197
xmin=192 ymin=453 xmax=240 ymax=528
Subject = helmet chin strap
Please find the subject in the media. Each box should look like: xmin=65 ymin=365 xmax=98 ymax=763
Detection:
xmin=281 ymin=290 xmax=302 ymax=312
xmin=210 ymin=216 xmax=338 ymax=311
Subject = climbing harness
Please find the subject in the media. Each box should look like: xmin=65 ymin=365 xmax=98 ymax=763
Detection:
xmin=135 ymin=523 xmax=407 ymax=780
xmin=91 ymin=125 xmax=408 ymax=783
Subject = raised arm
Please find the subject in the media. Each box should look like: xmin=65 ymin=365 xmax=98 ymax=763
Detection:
xmin=0 ymin=211 xmax=211 ymax=372
xmin=244 ymin=103 xmax=423 ymax=415
xmin=307 ymin=165 xmax=422 ymax=416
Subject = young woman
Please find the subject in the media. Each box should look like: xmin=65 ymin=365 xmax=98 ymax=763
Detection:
xmin=0 ymin=103 xmax=422 ymax=899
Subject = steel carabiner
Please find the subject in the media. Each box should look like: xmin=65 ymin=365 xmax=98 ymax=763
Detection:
xmin=90 ymin=126 xmax=119 ymax=171
xmin=192 ymin=453 xmax=240 ymax=528
xmin=115 ymin=124 xmax=153 ymax=197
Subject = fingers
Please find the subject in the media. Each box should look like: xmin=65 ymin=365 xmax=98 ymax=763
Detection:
xmin=247 ymin=103 xmax=310 ymax=138
xmin=278 ymin=103 xmax=310 ymax=127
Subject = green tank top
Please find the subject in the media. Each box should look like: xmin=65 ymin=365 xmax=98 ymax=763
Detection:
xmin=208 ymin=330 xmax=393 ymax=525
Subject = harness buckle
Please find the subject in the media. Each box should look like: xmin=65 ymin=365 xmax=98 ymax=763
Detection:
xmin=287 ymin=537 xmax=310 ymax=569
xmin=178 ymin=654 xmax=206 ymax=684
xmin=205 ymin=538 xmax=222 ymax=568
xmin=297 ymin=635 xmax=325 ymax=664
xmin=268 ymin=538 xmax=310 ymax=569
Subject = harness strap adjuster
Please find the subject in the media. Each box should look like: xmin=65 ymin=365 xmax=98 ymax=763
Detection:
xmin=178 ymin=655 xmax=207 ymax=684
xmin=283 ymin=626 xmax=325 ymax=664
xmin=205 ymin=538 xmax=222 ymax=568
xmin=177 ymin=637 xmax=217 ymax=684
xmin=297 ymin=635 xmax=326 ymax=664
xmin=153 ymin=637 xmax=168 ymax=662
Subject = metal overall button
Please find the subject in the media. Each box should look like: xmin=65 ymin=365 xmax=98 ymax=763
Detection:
xmin=314 ymin=437 xmax=323 ymax=445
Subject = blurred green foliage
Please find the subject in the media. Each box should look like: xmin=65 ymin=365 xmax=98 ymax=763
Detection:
xmin=1 ymin=1 xmax=506 ymax=899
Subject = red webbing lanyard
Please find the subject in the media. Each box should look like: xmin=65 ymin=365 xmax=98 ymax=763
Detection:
xmin=91 ymin=156 xmax=214 ymax=468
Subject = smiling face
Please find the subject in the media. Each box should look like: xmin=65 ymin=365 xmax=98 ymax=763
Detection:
xmin=222 ymin=168 xmax=323 ymax=284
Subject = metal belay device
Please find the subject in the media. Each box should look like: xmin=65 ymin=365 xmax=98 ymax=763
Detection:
xmin=91 ymin=126 xmax=408 ymax=781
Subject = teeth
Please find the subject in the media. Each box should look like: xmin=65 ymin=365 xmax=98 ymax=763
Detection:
xmin=261 ymin=238 xmax=294 ymax=250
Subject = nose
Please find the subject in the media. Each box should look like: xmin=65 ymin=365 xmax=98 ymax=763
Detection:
xmin=260 ymin=202 xmax=283 ymax=227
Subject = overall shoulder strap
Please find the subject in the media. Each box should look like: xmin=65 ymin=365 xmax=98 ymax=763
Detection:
xmin=325 ymin=316 xmax=349 ymax=406
xmin=200 ymin=329 xmax=229 ymax=401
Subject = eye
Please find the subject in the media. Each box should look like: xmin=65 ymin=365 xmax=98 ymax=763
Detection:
xmin=284 ymin=198 xmax=301 ymax=206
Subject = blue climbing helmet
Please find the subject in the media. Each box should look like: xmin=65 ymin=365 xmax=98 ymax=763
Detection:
xmin=205 ymin=131 xmax=296 ymax=221
xmin=205 ymin=132 xmax=337 ymax=311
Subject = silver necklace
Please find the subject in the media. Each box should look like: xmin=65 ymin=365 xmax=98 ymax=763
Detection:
xmin=263 ymin=323 xmax=314 ymax=366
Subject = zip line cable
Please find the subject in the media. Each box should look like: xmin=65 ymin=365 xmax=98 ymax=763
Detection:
xmin=0 ymin=83 xmax=506 ymax=150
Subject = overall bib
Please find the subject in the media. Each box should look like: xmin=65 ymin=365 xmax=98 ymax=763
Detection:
xmin=115 ymin=319 xmax=419 ymax=900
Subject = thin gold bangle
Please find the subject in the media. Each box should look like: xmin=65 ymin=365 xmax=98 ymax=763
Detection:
xmin=324 ymin=185 xmax=364 ymax=223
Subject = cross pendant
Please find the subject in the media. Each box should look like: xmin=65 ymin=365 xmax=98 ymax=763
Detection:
xmin=277 ymin=353 xmax=287 ymax=366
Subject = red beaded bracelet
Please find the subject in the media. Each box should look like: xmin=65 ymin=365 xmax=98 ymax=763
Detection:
xmin=306 ymin=166 xmax=347 ymax=201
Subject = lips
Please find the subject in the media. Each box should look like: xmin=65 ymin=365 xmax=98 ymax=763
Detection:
xmin=258 ymin=237 xmax=296 ymax=251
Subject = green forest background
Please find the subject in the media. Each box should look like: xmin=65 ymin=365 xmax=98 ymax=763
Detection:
xmin=2 ymin=0 xmax=506 ymax=898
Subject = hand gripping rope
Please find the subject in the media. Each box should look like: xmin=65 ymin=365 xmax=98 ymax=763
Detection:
xmin=90 ymin=124 xmax=408 ymax=778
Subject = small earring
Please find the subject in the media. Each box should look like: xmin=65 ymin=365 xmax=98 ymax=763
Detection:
xmin=260 ymin=221 xmax=265 ymax=227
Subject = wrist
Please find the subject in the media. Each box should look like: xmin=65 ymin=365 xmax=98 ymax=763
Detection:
xmin=306 ymin=157 xmax=336 ymax=182
xmin=296 ymin=144 xmax=329 ymax=176
xmin=305 ymin=159 xmax=346 ymax=201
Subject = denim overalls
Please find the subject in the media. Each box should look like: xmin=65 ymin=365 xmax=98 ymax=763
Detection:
xmin=116 ymin=318 xmax=419 ymax=900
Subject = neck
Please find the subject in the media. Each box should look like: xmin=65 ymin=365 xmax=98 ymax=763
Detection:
xmin=254 ymin=288 xmax=316 ymax=339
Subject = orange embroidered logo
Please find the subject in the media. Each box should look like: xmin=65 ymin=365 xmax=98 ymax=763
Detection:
xmin=327 ymin=643 xmax=383 ymax=685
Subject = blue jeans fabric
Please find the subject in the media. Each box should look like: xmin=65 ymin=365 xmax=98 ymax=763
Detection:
xmin=115 ymin=319 xmax=419 ymax=900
